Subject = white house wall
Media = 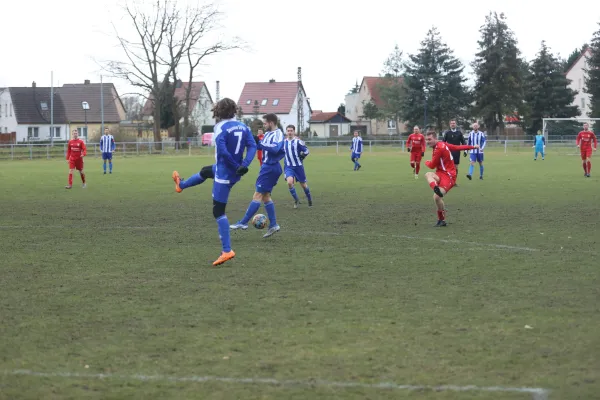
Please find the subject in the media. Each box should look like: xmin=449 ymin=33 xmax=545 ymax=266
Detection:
xmin=344 ymin=93 xmax=360 ymax=121
xmin=190 ymin=86 xmax=215 ymax=127
xmin=567 ymin=52 xmax=592 ymax=117
xmin=16 ymin=124 xmax=69 ymax=142
xmin=0 ymin=89 xmax=18 ymax=133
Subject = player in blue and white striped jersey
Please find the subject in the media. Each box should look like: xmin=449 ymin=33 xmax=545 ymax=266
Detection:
xmin=350 ymin=131 xmax=363 ymax=170
xmin=283 ymin=125 xmax=312 ymax=208
xmin=466 ymin=122 xmax=486 ymax=180
xmin=230 ymin=113 xmax=285 ymax=238
xmin=99 ymin=128 xmax=115 ymax=174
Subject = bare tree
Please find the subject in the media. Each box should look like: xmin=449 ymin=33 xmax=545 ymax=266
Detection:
xmin=103 ymin=0 xmax=240 ymax=148
xmin=181 ymin=4 xmax=243 ymax=133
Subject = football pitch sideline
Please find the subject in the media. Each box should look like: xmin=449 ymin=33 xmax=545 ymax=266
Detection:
xmin=0 ymin=151 xmax=598 ymax=399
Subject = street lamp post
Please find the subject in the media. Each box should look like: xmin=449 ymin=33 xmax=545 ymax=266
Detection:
xmin=82 ymin=101 xmax=90 ymax=139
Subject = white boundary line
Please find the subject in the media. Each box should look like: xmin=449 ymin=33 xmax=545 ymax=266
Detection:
xmin=1 ymin=224 xmax=592 ymax=254
xmin=4 ymin=370 xmax=550 ymax=399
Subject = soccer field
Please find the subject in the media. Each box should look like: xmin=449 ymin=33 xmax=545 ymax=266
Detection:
xmin=0 ymin=150 xmax=598 ymax=399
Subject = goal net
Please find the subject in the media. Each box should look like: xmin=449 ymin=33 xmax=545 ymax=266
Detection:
xmin=542 ymin=118 xmax=599 ymax=155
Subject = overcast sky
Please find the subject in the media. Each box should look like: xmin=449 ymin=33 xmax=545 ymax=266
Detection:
xmin=1 ymin=0 xmax=598 ymax=111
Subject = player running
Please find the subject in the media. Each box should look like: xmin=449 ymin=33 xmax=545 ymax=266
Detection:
xmin=576 ymin=123 xmax=597 ymax=177
xmin=442 ymin=119 xmax=465 ymax=185
xmin=407 ymin=126 xmax=425 ymax=179
xmin=230 ymin=113 xmax=285 ymax=238
xmin=350 ymin=130 xmax=363 ymax=171
xmin=466 ymin=122 xmax=486 ymax=180
xmin=423 ymin=130 xmax=479 ymax=227
xmin=100 ymin=127 xmax=116 ymax=174
xmin=283 ymin=124 xmax=312 ymax=208
xmin=256 ymin=128 xmax=265 ymax=167
xmin=171 ymin=98 xmax=257 ymax=266
xmin=532 ymin=130 xmax=546 ymax=161
xmin=65 ymin=129 xmax=87 ymax=189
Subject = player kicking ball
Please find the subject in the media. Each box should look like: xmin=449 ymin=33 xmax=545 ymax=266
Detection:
xmin=423 ymin=130 xmax=478 ymax=227
xmin=171 ymin=98 xmax=257 ymax=266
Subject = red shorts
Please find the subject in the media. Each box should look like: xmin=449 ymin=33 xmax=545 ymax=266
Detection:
xmin=581 ymin=148 xmax=592 ymax=160
xmin=410 ymin=152 xmax=423 ymax=163
xmin=436 ymin=171 xmax=455 ymax=193
xmin=69 ymin=158 xmax=84 ymax=170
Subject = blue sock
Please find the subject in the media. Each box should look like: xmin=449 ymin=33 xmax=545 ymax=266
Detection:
xmin=240 ymin=200 xmax=261 ymax=224
xmin=180 ymin=172 xmax=205 ymax=189
xmin=468 ymin=164 xmax=474 ymax=176
xmin=264 ymin=201 xmax=277 ymax=227
xmin=216 ymin=215 xmax=231 ymax=252
xmin=479 ymin=164 xmax=484 ymax=177
xmin=303 ymin=186 xmax=312 ymax=201
xmin=103 ymin=162 xmax=106 ymax=172
xmin=109 ymin=161 xmax=113 ymax=172
xmin=354 ymin=161 xmax=359 ymax=170
xmin=289 ymin=187 xmax=299 ymax=201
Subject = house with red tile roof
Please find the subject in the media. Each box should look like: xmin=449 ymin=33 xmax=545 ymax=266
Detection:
xmin=237 ymin=79 xmax=311 ymax=132
xmin=141 ymin=81 xmax=215 ymax=129
xmin=566 ymin=47 xmax=592 ymax=117
xmin=308 ymin=112 xmax=351 ymax=137
xmin=344 ymin=76 xmax=406 ymax=135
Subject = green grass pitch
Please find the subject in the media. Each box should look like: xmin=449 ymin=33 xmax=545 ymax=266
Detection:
xmin=0 ymin=149 xmax=599 ymax=399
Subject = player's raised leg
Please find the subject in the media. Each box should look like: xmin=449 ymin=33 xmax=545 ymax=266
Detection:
xmin=173 ymin=165 xmax=214 ymax=193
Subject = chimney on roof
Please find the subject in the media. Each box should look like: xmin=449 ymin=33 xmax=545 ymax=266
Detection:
xmin=269 ymin=79 xmax=275 ymax=83
xmin=32 ymin=81 xmax=36 ymax=87
xmin=84 ymin=79 xmax=90 ymax=85
xmin=175 ymin=79 xmax=182 ymax=88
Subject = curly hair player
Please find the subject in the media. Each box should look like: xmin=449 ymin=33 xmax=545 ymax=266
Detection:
xmin=171 ymin=98 xmax=257 ymax=266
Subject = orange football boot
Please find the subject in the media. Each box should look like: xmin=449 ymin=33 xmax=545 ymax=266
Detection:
xmin=172 ymin=171 xmax=182 ymax=193
xmin=213 ymin=250 xmax=235 ymax=266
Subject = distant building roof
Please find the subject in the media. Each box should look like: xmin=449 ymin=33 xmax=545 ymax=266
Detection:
xmin=237 ymin=80 xmax=304 ymax=114
xmin=309 ymin=112 xmax=351 ymax=123
xmin=58 ymin=81 xmax=125 ymax=123
xmin=142 ymin=81 xmax=211 ymax=116
xmin=9 ymin=86 xmax=68 ymax=124
xmin=565 ymin=47 xmax=592 ymax=76
xmin=361 ymin=76 xmax=403 ymax=107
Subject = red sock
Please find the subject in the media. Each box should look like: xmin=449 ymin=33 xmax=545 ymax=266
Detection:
xmin=416 ymin=163 xmax=421 ymax=174
xmin=81 ymin=173 xmax=86 ymax=183
xmin=429 ymin=182 xmax=436 ymax=190
xmin=68 ymin=173 xmax=73 ymax=186
xmin=583 ymin=161 xmax=588 ymax=174
xmin=587 ymin=161 xmax=591 ymax=173
xmin=437 ymin=210 xmax=446 ymax=221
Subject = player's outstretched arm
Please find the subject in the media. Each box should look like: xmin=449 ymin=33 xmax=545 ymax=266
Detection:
xmin=446 ymin=143 xmax=478 ymax=152
xmin=216 ymin=131 xmax=240 ymax=170
xmin=241 ymin=130 xmax=257 ymax=167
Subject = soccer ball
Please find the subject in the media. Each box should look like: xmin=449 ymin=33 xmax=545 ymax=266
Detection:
xmin=252 ymin=214 xmax=268 ymax=229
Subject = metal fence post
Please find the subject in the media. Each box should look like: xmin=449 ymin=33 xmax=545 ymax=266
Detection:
xmin=11 ymin=144 xmax=14 ymax=160
xmin=47 ymin=145 xmax=50 ymax=159
xmin=136 ymin=141 xmax=139 ymax=156
xmin=29 ymin=145 xmax=32 ymax=160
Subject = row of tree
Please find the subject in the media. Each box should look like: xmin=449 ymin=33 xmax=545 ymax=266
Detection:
xmin=354 ymin=12 xmax=600 ymax=135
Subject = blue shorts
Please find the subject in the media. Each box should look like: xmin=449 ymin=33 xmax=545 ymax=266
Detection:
xmin=102 ymin=152 xmax=113 ymax=160
xmin=284 ymin=165 xmax=307 ymax=183
xmin=212 ymin=181 xmax=234 ymax=203
xmin=470 ymin=153 xmax=484 ymax=163
xmin=256 ymin=162 xmax=282 ymax=193
xmin=351 ymin=152 xmax=361 ymax=160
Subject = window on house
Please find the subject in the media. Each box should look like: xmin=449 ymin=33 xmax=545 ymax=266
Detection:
xmin=28 ymin=127 xmax=39 ymax=137
xmin=581 ymin=98 xmax=585 ymax=111
xmin=272 ymin=99 xmax=279 ymax=106
xmin=261 ymin=99 xmax=267 ymax=106
xmin=78 ymin=127 xmax=88 ymax=138
xmin=51 ymin=126 xmax=61 ymax=137
xmin=246 ymin=99 xmax=251 ymax=104
xmin=10 ymin=104 xmax=12 ymax=117
xmin=387 ymin=119 xmax=396 ymax=129
xmin=4 ymin=103 xmax=7 ymax=117
xmin=40 ymin=102 xmax=48 ymax=111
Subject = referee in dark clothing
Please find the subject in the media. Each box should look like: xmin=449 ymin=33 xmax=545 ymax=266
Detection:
xmin=442 ymin=119 xmax=465 ymax=186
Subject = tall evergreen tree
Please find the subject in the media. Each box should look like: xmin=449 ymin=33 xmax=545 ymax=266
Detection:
xmin=525 ymin=41 xmax=579 ymax=134
xmin=159 ymin=80 xmax=176 ymax=130
xmin=472 ymin=12 xmax=525 ymax=135
xmin=401 ymin=27 xmax=470 ymax=131
xmin=584 ymin=23 xmax=600 ymax=118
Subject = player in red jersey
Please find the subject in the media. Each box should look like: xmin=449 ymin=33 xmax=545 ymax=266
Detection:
xmin=424 ymin=130 xmax=478 ymax=226
xmin=65 ymin=129 xmax=87 ymax=189
xmin=407 ymin=125 xmax=426 ymax=179
xmin=576 ymin=123 xmax=597 ymax=177
xmin=256 ymin=128 xmax=265 ymax=166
